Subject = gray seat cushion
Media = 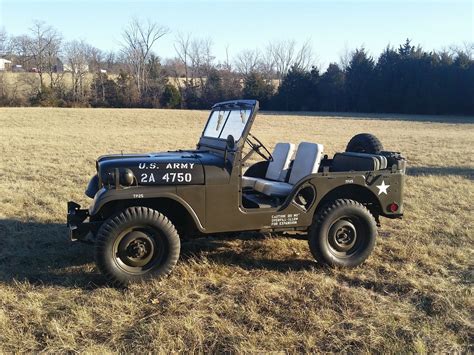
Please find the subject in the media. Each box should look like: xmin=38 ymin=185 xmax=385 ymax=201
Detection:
xmin=254 ymin=142 xmax=324 ymax=197
xmin=242 ymin=142 xmax=295 ymax=188
xmin=267 ymin=142 xmax=296 ymax=181
xmin=242 ymin=176 xmax=264 ymax=188
xmin=254 ymin=180 xmax=293 ymax=197
xmin=288 ymin=142 xmax=324 ymax=184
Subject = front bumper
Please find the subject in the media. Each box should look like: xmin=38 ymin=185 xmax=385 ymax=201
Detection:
xmin=67 ymin=201 xmax=95 ymax=241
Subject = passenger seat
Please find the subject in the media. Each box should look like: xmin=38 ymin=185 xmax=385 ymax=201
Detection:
xmin=242 ymin=143 xmax=295 ymax=189
xmin=254 ymin=142 xmax=324 ymax=197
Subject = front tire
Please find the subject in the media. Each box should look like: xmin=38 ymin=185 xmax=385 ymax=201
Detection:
xmin=95 ymin=207 xmax=180 ymax=287
xmin=309 ymin=199 xmax=377 ymax=267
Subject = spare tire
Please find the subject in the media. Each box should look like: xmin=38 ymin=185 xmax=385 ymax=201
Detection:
xmin=346 ymin=133 xmax=383 ymax=154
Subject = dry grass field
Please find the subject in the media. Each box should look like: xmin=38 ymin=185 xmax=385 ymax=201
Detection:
xmin=0 ymin=108 xmax=472 ymax=352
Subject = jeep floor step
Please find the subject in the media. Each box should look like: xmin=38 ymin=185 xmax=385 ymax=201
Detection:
xmin=243 ymin=192 xmax=281 ymax=209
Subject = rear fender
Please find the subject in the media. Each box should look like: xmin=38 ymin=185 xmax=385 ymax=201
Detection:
xmin=308 ymin=172 xmax=403 ymax=219
xmin=314 ymin=180 xmax=383 ymax=218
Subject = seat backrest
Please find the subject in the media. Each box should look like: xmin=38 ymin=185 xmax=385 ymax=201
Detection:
xmin=288 ymin=142 xmax=324 ymax=185
xmin=265 ymin=143 xmax=295 ymax=181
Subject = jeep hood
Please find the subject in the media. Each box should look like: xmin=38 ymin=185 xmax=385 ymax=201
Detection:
xmin=97 ymin=151 xmax=207 ymax=186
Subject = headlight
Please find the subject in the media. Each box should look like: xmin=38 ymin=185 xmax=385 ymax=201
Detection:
xmin=102 ymin=168 xmax=135 ymax=187
xmin=120 ymin=168 xmax=134 ymax=186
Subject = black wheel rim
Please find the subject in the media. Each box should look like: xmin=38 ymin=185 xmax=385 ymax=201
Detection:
xmin=113 ymin=226 xmax=167 ymax=274
xmin=327 ymin=216 xmax=367 ymax=258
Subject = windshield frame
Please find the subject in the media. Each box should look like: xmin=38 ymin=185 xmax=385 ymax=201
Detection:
xmin=198 ymin=100 xmax=259 ymax=151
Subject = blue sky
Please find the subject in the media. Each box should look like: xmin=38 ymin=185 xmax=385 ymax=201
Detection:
xmin=0 ymin=0 xmax=472 ymax=67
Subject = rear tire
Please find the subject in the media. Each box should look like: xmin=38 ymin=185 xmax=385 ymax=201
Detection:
xmin=95 ymin=206 xmax=180 ymax=287
xmin=309 ymin=199 xmax=377 ymax=267
xmin=346 ymin=133 xmax=383 ymax=154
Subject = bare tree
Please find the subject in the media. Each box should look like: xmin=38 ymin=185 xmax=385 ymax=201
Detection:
xmin=103 ymin=51 xmax=117 ymax=72
xmin=121 ymin=18 xmax=169 ymax=98
xmin=0 ymin=28 xmax=7 ymax=57
xmin=0 ymin=28 xmax=8 ymax=99
xmin=174 ymin=32 xmax=191 ymax=86
xmin=234 ymin=49 xmax=261 ymax=76
xmin=222 ymin=44 xmax=232 ymax=71
xmin=9 ymin=35 xmax=30 ymax=68
xmin=64 ymin=40 xmax=92 ymax=102
xmin=267 ymin=39 xmax=314 ymax=82
xmin=258 ymin=48 xmax=276 ymax=80
xmin=339 ymin=43 xmax=353 ymax=70
xmin=293 ymin=39 xmax=314 ymax=71
xmin=27 ymin=21 xmax=62 ymax=91
xmin=464 ymin=42 xmax=474 ymax=60
xmin=189 ymin=37 xmax=214 ymax=84
xmin=449 ymin=41 xmax=474 ymax=61
xmin=89 ymin=47 xmax=107 ymax=102
xmin=174 ymin=33 xmax=215 ymax=96
xmin=44 ymin=33 xmax=63 ymax=89
xmin=269 ymin=40 xmax=295 ymax=79
xmin=174 ymin=33 xmax=215 ymax=85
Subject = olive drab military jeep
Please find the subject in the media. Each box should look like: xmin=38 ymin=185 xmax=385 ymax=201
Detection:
xmin=68 ymin=100 xmax=406 ymax=286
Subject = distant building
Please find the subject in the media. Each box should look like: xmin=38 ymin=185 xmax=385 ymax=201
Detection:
xmin=0 ymin=58 xmax=12 ymax=71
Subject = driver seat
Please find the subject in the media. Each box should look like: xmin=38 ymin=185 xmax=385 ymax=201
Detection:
xmin=254 ymin=142 xmax=324 ymax=197
xmin=242 ymin=143 xmax=295 ymax=189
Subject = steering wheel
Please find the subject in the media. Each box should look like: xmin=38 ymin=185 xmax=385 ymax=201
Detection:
xmin=244 ymin=133 xmax=273 ymax=163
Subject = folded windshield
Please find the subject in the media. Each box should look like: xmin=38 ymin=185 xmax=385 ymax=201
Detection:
xmin=202 ymin=108 xmax=252 ymax=141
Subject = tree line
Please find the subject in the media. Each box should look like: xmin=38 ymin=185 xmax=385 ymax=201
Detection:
xmin=0 ymin=20 xmax=473 ymax=115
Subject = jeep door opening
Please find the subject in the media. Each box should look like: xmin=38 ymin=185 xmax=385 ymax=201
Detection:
xmin=68 ymin=99 xmax=406 ymax=286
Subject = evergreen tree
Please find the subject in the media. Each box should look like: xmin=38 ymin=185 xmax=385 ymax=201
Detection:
xmin=319 ymin=63 xmax=345 ymax=111
xmin=374 ymin=46 xmax=401 ymax=113
xmin=160 ymin=84 xmax=181 ymax=108
xmin=272 ymin=66 xmax=320 ymax=111
xmin=201 ymin=68 xmax=224 ymax=107
xmin=142 ymin=54 xmax=167 ymax=108
xmin=398 ymin=38 xmax=416 ymax=57
xmin=345 ymin=48 xmax=375 ymax=112
xmin=242 ymin=72 xmax=274 ymax=108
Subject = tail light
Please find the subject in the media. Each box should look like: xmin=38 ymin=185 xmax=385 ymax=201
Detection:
xmin=388 ymin=202 xmax=399 ymax=213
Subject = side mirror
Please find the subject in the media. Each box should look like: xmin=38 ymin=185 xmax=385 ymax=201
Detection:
xmin=226 ymin=135 xmax=235 ymax=151
xmin=224 ymin=135 xmax=235 ymax=166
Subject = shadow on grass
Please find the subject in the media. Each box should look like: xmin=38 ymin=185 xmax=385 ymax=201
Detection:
xmin=181 ymin=233 xmax=317 ymax=272
xmin=260 ymin=110 xmax=474 ymax=124
xmin=0 ymin=219 xmax=105 ymax=289
xmin=0 ymin=220 xmax=316 ymax=288
xmin=335 ymin=273 xmax=446 ymax=317
xmin=407 ymin=166 xmax=473 ymax=179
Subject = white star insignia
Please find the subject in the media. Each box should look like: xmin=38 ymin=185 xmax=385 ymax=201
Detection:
xmin=376 ymin=180 xmax=390 ymax=195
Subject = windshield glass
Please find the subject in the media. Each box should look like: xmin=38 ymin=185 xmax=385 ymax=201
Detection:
xmin=202 ymin=108 xmax=251 ymax=141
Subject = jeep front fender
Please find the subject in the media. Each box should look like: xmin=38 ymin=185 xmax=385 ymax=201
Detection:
xmin=89 ymin=187 xmax=205 ymax=232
